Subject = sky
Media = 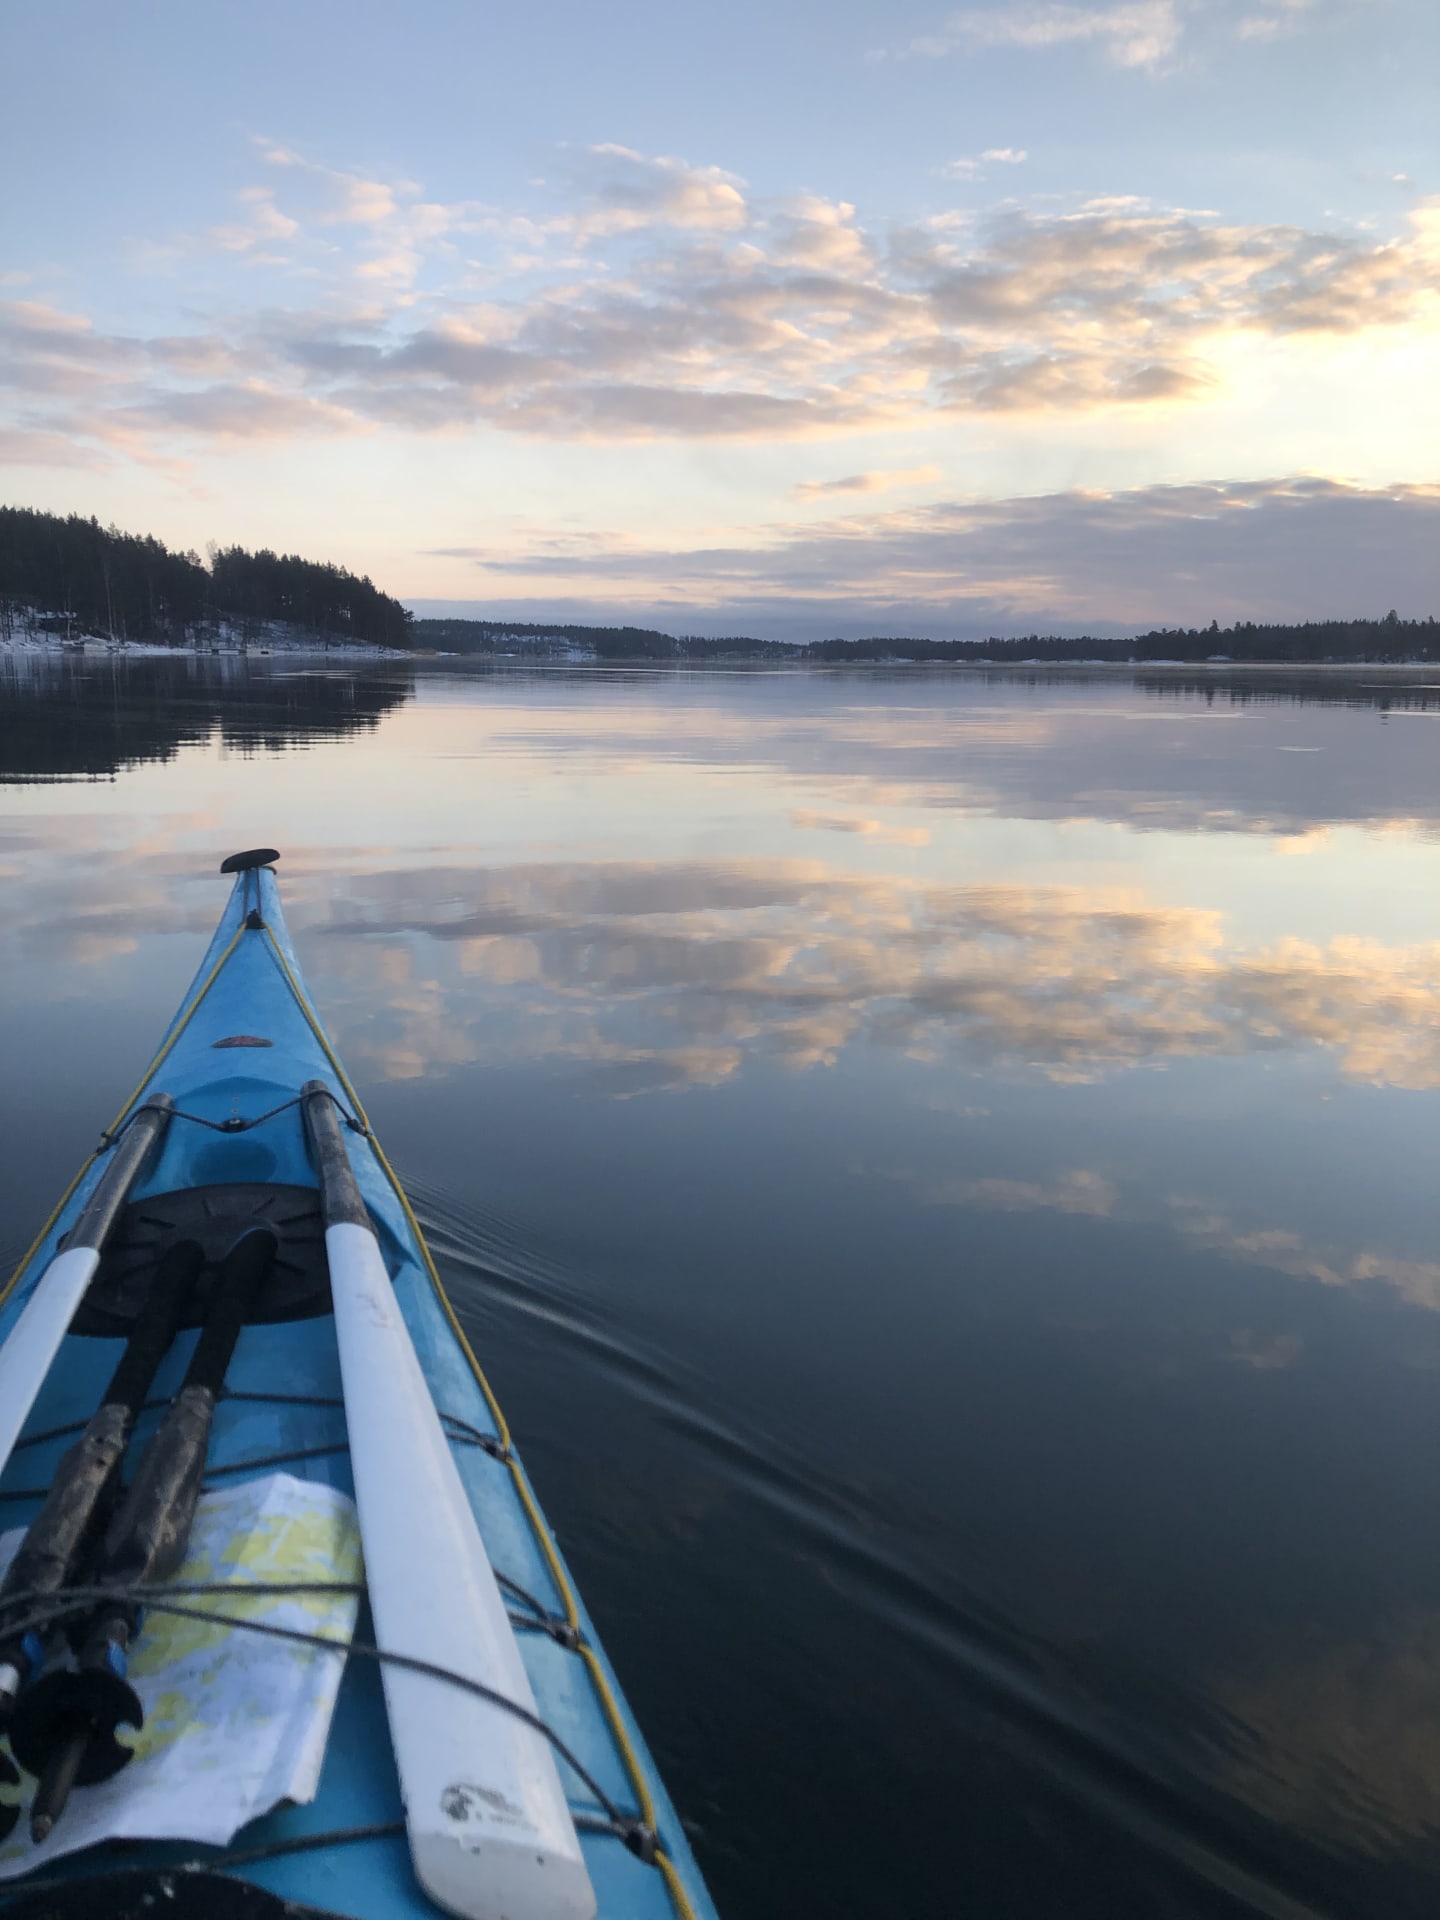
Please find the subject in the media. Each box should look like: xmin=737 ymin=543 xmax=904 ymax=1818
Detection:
xmin=3 ymin=0 xmax=1439 ymax=638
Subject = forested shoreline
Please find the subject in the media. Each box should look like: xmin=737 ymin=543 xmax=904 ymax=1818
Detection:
xmin=3 ymin=507 xmax=1433 ymax=663
xmin=0 ymin=508 xmax=412 ymax=648
xmin=410 ymin=617 xmax=779 ymax=659
xmin=806 ymin=625 xmax=1436 ymax=672
xmin=804 ymin=615 xmax=1438 ymax=665
xmin=414 ymin=613 xmax=1438 ymax=664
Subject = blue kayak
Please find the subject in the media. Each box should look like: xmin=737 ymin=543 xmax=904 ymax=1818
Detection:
xmin=0 ymin=855 xmax=719 ymax=1920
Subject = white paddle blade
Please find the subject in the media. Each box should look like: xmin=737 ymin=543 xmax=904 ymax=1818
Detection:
xmin=0 ymin=1249 xmax=101 ymax=1479
xmin=325 ymin=1222 xmax=597 ymax=1920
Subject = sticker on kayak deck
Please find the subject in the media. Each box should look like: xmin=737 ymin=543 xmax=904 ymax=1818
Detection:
xmin=441 ymin=1781 xmax=536 ymax=1834
xmin=0 ymin=1473 xmax=362 ymax=1877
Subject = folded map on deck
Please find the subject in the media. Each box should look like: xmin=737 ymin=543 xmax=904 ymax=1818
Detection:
xmin=0 ymin=1472 xmax=361 ymax=1876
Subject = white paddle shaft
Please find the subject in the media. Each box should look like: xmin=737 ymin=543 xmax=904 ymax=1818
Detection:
xmin=0 ymin=1248 xmax=101 ymax=1479
xmin=0 ymin=1097 xmax=172 ymax=1483
xmin=320 ymin=1211 xmax=595 ymax=1920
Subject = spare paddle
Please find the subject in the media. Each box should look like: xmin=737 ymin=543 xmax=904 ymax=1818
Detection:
xmin=301 ymin=1082 xmax=597 ymax=1920
xmin=0 ymin=1096 xmax=174 ymax=1488
xmin=0 ymin=1237 xmax=204 ymax=1728
xmin=11 ymin=1228 xmax=277 ymax=1840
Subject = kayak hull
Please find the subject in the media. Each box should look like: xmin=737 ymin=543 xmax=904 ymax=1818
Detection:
xmin=0 ymin=865 xmax=718 ymax=1920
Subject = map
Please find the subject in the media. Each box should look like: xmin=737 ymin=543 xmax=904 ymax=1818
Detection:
xmin=0 ymin=1472 xmax=362 ymax=1875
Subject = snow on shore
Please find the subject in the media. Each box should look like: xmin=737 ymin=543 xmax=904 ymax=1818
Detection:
xmin=0 ymin=611 xmax=409 ymax=661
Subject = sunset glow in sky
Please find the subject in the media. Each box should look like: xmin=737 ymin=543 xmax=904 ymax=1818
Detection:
xmin=4 ymin=0 xmax=1438 ymax=636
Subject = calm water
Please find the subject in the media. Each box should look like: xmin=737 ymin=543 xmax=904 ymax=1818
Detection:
xmin=2 ymin=657 xmax=1440 ymax=1919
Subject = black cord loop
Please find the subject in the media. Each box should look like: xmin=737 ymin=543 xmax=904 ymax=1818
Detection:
xmin=99 ymin=1085 xmax=364 ymax=1150
xmin=0 ymin=1581 xmax=630 ymax=1832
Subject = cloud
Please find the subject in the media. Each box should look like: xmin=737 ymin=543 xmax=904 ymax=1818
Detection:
xmin=7 ymin=144 xmax=1439 ymax=460
xmin=1233 ymin=0 xmax=1315 ymax=40
xmin=791 ymin=809 xmax=931 ymax=845
xmin=116 ymin=382 xmax=365 ymax=441
xmin=448 ymin=476 xmax=1440 ymax=629
xmin=903 ymin=0 xmax=1322 ymax=67
xmin=792 ymin=465 xmax=942 ymax=501
xmin=944 ymin=148 xmax=1030 ymax=181
xmin=192 ymin=142 xmax=463 ymax=291
xmin=209 ymin=186 xmax=302 ymax=254
xmin=0 ymin=425 xmax=111 ymax=469
xmin=907 ymin=2 xmax=1184 ymax=69
xmin=0 ymin=300 xmax=148 ymax=397
xmin=564 ymin=145 xmax=749 ymax=238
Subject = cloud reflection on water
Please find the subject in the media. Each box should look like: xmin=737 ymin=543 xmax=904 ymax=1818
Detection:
xmin=898 ymin=1165 xmax=1440 ymax=1319
xmin=1213 ymin=1616 xmax=1440 ymax=1856
xmin=293 ymin=859 xmax=1440 ymax=1095
xmin=412 ymin=676 xmax=1440 ymax=838
xmin=5 ymin=839 xmax=1435 ymax=1091
xmin=4 ymin=669 xmax=1440 ymax=1911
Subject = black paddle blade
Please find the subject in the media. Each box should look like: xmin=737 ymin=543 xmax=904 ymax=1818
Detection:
xmin=99 ymin=1237 xmax=205 ymax=1414
xmin=9 ymin=1666 xmax=143 ymax=1787
xmin=186 ymin=1227 xmax=279 ymax=1395
xmin=219 ymin=848 xmax=280 ymax=873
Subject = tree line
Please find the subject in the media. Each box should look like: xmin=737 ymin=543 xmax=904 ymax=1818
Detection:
xmin=5 ymin=506 xmax=1431 ymax=663
xmin=807 ymin=614 xmax=1438 ymax=665
xmin=411 ymin=618 xmax=780 ymax=660
xmin=414 ymin=612 xmax=1437 ymax=665
xmin=0 ymin=507 xmax=412 ymax=648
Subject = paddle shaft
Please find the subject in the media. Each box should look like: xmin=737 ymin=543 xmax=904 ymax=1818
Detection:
xmin=15 ymin=1229 xmax=277 ymax=1841
xmin=0 ymin=1097 xmax=174 ymax=1487
xmin=302 ymin=1083 xmax=596 ymax=1920
xmin=0 ymin=1238 xmax=204 ymax=1722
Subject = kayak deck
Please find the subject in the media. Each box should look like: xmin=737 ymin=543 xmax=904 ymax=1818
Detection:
xmin=0 ymin=865 xmax=717 ymax=1920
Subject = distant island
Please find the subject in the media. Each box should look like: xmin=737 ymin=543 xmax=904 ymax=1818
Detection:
xmin=413 ymin=613 xmax=1438 ymax=666
xmin=410 ymin=617 xmax=779 ymax=661
xmin=2 ymin=506 xmax=1435 ymax=665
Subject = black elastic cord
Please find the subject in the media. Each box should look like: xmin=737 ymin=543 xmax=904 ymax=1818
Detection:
xmin=197 ymin=1816 xmax=406 ymax=1871
xmin=203 ymin=1442 xmax=350 ymax=1481
xmin=2 ymin=1574 xmax=556 ymax=1632
xmin=0 ymin=1815 xmax=668 ymax=1913
xmin=0 ymin=1818 xmax=408 ymax=1905
xmin=222 ymin=1390 xmax=345 ymax=1410
xmin=170 ymin=1097 xmax=307 ymax=1136
xmin=3 ymin=1429 xmax=508 ymax=1499
xmin=99 ymin=1086 xmax=365 ymax=1148
xmin=2 ymin=1568 xmax=568 ymax=1649
xmin=0 ymin=1583 xmax=627 ymax=1828
xmin=218 ymin=1390 xmax=512 ymax=1459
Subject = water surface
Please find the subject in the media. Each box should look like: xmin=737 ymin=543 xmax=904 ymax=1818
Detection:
xmin=2 ymin=657 xmax=1439 ymax=1919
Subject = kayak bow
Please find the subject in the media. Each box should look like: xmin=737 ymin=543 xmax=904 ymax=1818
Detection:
xmin=0 ymin=854 xmax=718 ymax=1920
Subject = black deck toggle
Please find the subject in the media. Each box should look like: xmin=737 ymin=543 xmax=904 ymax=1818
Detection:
xmin=219 ymin=849 xmax=281 ymax=874
xmin=9 ymin=1667 xmax=143 ymax=1795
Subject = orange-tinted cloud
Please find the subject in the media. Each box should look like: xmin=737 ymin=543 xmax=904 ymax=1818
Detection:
xmin=6 ymin=144 xmax=1439 ymax=460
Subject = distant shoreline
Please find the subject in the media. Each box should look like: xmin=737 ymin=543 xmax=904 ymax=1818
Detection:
xmin=4 ymin=637 xmax=1437 ymax=676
